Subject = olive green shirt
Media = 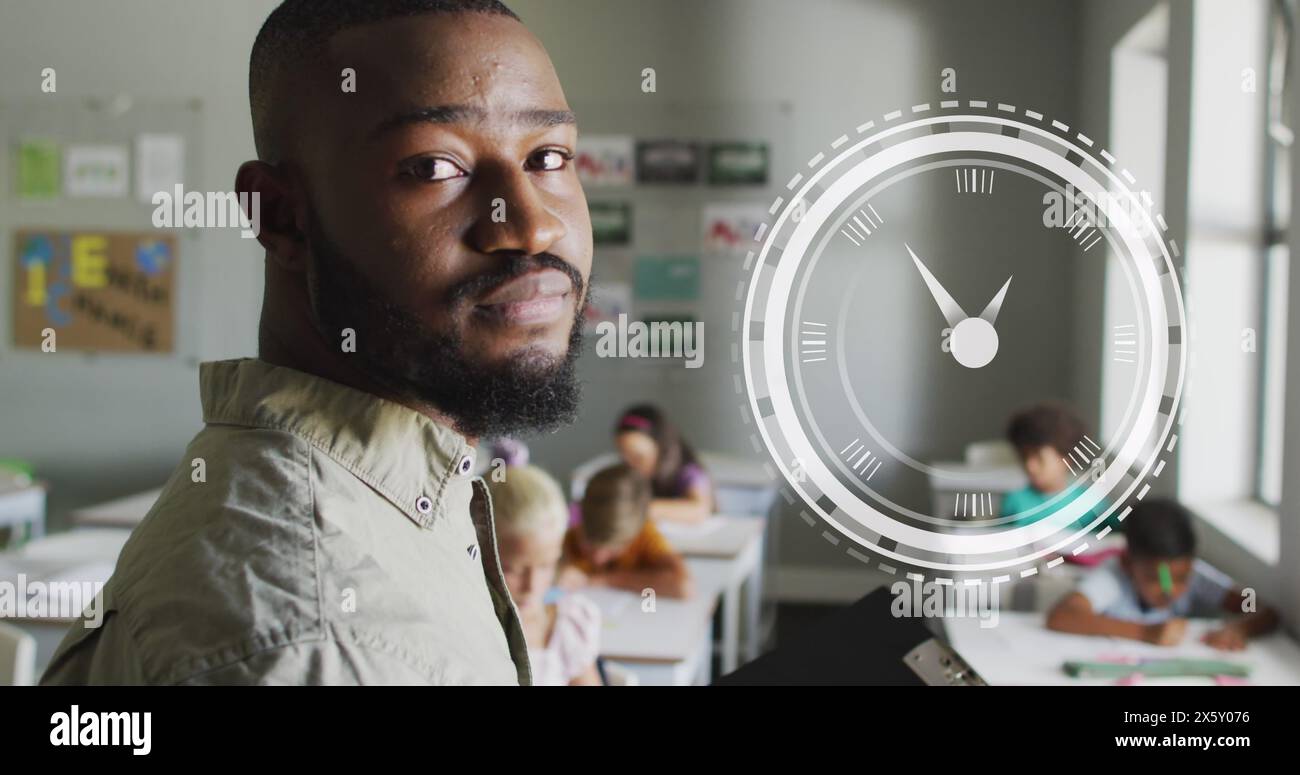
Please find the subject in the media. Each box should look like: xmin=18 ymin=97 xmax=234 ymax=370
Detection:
xmin=40 ymin=358 xmax=531 ymax=685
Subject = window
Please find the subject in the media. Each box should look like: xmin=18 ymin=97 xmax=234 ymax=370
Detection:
xmin=1257 ymin=0 xmax=1293 ymax=506
xmin=1176 ymin=0 xmax=1272 ymax=509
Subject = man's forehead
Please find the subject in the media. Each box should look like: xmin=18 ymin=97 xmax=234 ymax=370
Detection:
xmin=370 ymin=104 xmax=574 ymax=140
xmin=326 ymin=12 xmax=567 ymax=113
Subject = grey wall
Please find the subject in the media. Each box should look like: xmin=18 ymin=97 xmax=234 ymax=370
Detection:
xmin=0 ymin=2 xmax=274 ymax=527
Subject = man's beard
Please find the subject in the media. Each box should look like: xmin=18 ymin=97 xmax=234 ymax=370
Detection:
xmin=304 ymin=214 xmax=587 ymax=439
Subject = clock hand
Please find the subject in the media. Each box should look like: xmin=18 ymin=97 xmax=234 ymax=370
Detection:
xmin=978 ymin=276 xmax=1013 ymax=325
xmin=905 ymin=243 xmax=967 ymax=327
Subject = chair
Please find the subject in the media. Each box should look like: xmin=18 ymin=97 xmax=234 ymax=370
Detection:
xmin=0 ymin=621 xmax=37 ymax=686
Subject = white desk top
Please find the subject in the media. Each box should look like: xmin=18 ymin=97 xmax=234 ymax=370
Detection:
xmin=657 ymin=514 xmax=765 ymax=558
xmin=583 ymin=557 xmax=728 ymax=663
xmin=697 ymin=452 xmax=773 ymax=489
xmin=0 ymin=528 xmax=132 ymax=622
xmin=946 ymin=610 xmax=1300 ymax=686
xmin=70 ymin=487 xmax=163 ymax=527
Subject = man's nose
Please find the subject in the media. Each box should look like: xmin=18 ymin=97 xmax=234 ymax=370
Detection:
xmin=469 ymin=167 xmax=567 ymax=257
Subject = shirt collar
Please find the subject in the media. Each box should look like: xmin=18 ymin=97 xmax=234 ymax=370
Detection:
xmin=199 ymin=357 xmax=478 ymax=529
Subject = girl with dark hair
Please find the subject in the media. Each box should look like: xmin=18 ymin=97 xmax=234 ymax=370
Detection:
xmin=613 ymin=404 xmax=713 ymax=524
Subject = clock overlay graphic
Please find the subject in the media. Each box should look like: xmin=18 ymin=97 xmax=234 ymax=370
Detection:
xmin=738 ymin=100 xmax=1187 ymax=581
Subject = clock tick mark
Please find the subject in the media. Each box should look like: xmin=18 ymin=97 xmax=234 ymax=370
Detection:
xmin=956 ymin=167 xmax=994 ymax=194
xmin=1113 ymin=323 xmax=1137 ymax=362
xmin=839 ymin=437 xmax=883 ymax=481
xmin=800 ymin=320 xmax=828 ymax=362
xmin=955 ymin=492 xmax=994 ymax=518
xmin=839 ymin=203 xmax=883 ymax=246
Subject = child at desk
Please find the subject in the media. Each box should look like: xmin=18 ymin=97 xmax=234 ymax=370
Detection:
xmin=613 ymin=405 xmax=714 ymax=525
xmin=485 ymin=458 xmax=602 ymax=686
xmin=1047 ymin=499 xmax=1279 ymax=650
xmin=560 ymin=463 xmax=694 ymax=599
xmin=1001 ymin=402 xmax=1116 ymax=532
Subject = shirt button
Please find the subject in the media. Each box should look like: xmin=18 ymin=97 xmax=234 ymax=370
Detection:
xmin=415 ymin=496 xmax=433 ymax=515
xmin=456 ymin=452 xmax=475 ymax=476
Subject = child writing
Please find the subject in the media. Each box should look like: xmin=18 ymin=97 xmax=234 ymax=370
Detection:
xmin=560 ymin=463 xmax=694 ymax=599
xmin=484 ymin=453 xmax=603 ymax=686
xmin=1047 ymin=499 xmax=1279 ymax=650
xmin=613 ymin=404 xmax=713 ymax=525
xmin=1000 ymin=402 xmax=1115 ymax=532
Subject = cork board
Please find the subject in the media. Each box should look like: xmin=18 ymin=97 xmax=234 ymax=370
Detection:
xmin=13 ymin=229 xmax=175 ymax=352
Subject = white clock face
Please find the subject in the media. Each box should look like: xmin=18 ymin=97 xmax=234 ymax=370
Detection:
xmin=740 ymin=104 xmax=1186 ymax=578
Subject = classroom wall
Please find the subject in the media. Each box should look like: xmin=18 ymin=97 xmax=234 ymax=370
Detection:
xmin=0 ymin=2 xmax=275 ymax=527
xmin=1 ymin=1 xmax=1079 ymax=584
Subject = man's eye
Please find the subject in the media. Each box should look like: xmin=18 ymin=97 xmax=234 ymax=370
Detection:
xmin=404 ymin=157 xmax=465 ymax=181
xmin=527 ymin=148 xmax=573 ymax=172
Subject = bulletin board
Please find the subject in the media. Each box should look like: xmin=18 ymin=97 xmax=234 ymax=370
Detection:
xmin=569 ymin=98 xmax=793 ymax=373
xmin=12 ymin=229 xmax=176 ymax=352
xmin=0 ymin=97 xmax=202 ymax=355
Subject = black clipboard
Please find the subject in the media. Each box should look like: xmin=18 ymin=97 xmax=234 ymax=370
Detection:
xmin=714 ymin=587 xmax=987 ymax=685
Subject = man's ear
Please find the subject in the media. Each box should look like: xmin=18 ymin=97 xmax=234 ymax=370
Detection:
xmin=236 ymin=160 xmax=308 ymax=272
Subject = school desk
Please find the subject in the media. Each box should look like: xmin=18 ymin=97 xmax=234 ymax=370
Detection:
xmin=583 ymin=557 xmax=731 ymax=686
xmin=658 ymin=514 xmax=766 ymax=671
xmin=945 ymin=610 xmax=1300 ymax=685
xmin=0 ymin=527 xmax=132 ymax=676
xmin=70 ymin=486 xmax=162 ymax=528
xmin=9 ymin=530 xmax=733 ymax=686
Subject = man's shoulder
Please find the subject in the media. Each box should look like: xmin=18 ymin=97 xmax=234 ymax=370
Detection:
xmin=98 ymin=423 xmax=324 ymax=683
xmin=121 ymin=422 xmax=317 ymax=573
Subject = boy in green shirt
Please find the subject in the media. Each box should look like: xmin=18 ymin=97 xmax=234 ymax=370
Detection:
xmin=1000 ymin=402 xmax=1118 ymax=532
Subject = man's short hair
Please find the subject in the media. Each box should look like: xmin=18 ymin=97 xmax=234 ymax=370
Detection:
xmin=249 ymin=0 xmax=520 ymax=162
xmin=1005 ymin=401 xmax=1088 ymax=458
xmin=1124 ymin=499 xmax=1197 ymax=559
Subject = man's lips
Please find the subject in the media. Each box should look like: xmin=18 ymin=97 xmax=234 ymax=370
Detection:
xmin=474 ymin=268 xmax=574 ymax=327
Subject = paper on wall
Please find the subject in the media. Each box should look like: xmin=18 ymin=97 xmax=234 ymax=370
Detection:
xmin=134 ymin=134 xmax=185 ymax=203
xmin=65 ymin=144 xmax=129 ymax=198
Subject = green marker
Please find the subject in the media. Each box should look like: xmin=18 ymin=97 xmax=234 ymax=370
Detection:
xmin=1158 ymin=562 xmax=1174 ymax=597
